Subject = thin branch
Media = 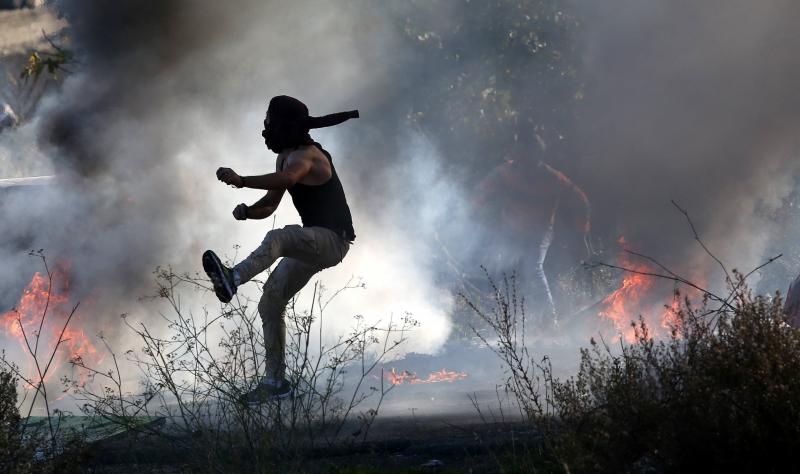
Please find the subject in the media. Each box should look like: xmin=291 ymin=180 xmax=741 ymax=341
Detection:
xmin=671 ymin=200 xmax=731 ymax=283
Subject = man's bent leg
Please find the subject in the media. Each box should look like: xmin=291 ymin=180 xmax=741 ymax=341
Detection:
xmin=260 ymin=257 xmax=325 ymax=383
xmin=234 ymin=225 xmax=319 ymax=285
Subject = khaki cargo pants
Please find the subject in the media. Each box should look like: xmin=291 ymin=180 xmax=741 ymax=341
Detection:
xmin=233 ymin=224 xmax=350 ymax=381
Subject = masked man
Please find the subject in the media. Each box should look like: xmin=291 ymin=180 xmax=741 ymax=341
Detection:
xmin=203 ymin=95 xmax=358 ymax=402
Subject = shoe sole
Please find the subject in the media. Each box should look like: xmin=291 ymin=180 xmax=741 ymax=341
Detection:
xmin=240 ymin=388 xmax=292 ymax=406
xmin=202 ymin=250 xmax=235 ymax=303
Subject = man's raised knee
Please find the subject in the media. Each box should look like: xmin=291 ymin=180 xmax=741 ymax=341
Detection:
xmin=261 ymin=229 xmax=286 ymax=257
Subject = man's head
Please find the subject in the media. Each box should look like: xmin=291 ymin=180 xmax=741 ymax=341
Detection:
xmin=261 ymin=95 xmax=360 ymax=153
xmin=262 ymin=95 xmax=313 ymax=154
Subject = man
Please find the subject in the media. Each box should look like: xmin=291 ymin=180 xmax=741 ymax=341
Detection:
xmin=203 ymin=95 xmax=358 ymax=402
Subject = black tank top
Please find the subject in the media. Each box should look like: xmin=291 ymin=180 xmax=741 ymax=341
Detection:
xmin=284 ymin=142 xmax=356 ymax=241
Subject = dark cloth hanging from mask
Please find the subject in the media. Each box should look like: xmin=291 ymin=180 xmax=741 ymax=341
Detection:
xmin=305 ymin=110 xmax=360 ymax=129
xmin=267 ymin=95 xmax=359 ymax=128
xmin=263 ymin=95 xmax=359 ymax=153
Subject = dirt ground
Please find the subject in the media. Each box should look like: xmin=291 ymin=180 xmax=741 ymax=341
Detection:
xmin=84 ymin=414 xmax=540 ymax=473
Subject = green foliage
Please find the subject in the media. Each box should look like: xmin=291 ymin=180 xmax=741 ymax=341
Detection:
xmin=394 ymin=0 xmax=582 ymax=176
xmin=0 ymin=364 xmax=33 ymax=473
xmin=549 ymin=280 xmax=800 ymax=472
xmin=468 ymin=270 xmax=800 ymax=472
xmin=20 ymin=32 xmax=74 ymax=81
xmin=20 ymin=50 xmax=71 ymax=81
xmin=0 ymin=366 xmax=20 ymax=442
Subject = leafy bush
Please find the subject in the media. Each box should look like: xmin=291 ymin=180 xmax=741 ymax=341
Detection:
xmin=468 ymin=272 xmax=800 ymax=473
xmin=0 ymin=364 xmax=32 ymax=473
xmin=550 ymin=277 xmax=800 ymax=472
xmin=1 ymin=357 xmax=86 ymax=474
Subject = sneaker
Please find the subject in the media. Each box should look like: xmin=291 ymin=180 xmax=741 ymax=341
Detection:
xmin=202 ymin=250 xmax=237 ymax=303
xmin=239 ymin=379 xmax=292 ymax=405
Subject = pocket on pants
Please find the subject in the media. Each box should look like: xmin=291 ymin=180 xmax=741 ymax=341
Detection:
xmin=297 ymin=227 xmax=319 ymax=255
xmin=276 ymin=224 xmax=318 ymax=260
xmin=313 ymin=227 xmax=349 ymax=267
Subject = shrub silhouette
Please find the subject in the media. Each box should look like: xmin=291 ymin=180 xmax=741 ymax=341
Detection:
xmin=550 ymin=277 xmax=800 ymax=472
xmin=468 ymin=271 xmax=800 ymax=473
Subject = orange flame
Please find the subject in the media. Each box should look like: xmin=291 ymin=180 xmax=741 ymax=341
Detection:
xmin=660 ymin=297 xmax=683 ymax=334
xmin=598 ymin=237 xmax=692 ymax=342
xmin=599 ymin=264 xmax=654 ymax=342
xmin=1 ymin=264 xmax=101 ymax=388
xmin=387 ymin=368 xmax=468 ymax=385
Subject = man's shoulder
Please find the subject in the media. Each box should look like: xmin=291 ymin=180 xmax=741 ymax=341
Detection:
xmin=287 ymin=144 xmax=324 ymax=163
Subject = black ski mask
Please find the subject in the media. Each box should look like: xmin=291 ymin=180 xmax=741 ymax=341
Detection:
xmin=262 ymin=95 xmax=359 ymax=153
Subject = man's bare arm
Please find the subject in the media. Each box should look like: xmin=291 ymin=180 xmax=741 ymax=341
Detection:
xmin=244 ymin=190 xmax=285 ymax=219
xmin=240 ymin=151 xmax=313 ymax=190
xmin=216 ymin=149 xmax=314 ymax=190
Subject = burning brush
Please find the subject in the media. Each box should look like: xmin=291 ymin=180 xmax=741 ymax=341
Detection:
xmin=1 ymin=255 xmax=101 ymax=394
xmin=386 ymin=367 xmax=468 ymax=385
xmin=595 ymin=236 xmax=697 ymax=342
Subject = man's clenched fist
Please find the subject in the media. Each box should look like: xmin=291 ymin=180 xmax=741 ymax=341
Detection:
xmin=217 ymin=167 xmax=243 ymax=188
xmin=233 ymin=203 xmax=248 ymax=220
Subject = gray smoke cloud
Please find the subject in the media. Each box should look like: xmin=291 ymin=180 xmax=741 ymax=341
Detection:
xmin=571 ymin=0 xmax=800 ymax=294
xmin=1 ymin=0 xmax=459 ymax=358
xmin=2 ymin=0 xmax=800 ymax=384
